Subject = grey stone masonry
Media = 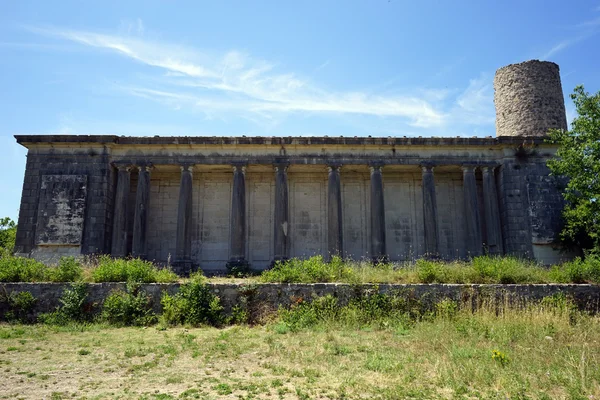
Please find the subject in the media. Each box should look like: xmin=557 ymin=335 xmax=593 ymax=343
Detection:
xmin=174 ymin=165 xmax=193 ymax=274
xmin=111 ymin=165 xmax=131 ymax=257
xmin=132 ymin=165 xmax=152 ymax=258
xmin=273 ymin=162 xmax=290 ymax=264
xmin=495 ymin=60 xmax=567 ymax=137
xmin=370 ymin=164 xmax=387 ymax=262
xmin=422 ymin=165 xmax=439 ymax=257
xmin=2 ymin=283 xmax=599 ymax=322
xmin=482 ymin=166 xmax=504 ymax=255
xmin=327 ymin=164 xmax=343 ymax=258
xmin=462 ymin=165 xmax=483 ymax=256
xmin=227 ymin=164 xmax=249 ymax=269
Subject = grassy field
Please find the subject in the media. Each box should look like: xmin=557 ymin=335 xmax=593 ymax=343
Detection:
xmin=1 ymin=301 xmax=599 ymax=399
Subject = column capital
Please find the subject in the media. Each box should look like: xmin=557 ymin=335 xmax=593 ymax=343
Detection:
xmin=369 ymin=162 xmax=384 ymax=174
xmin=134 ymin=163 xmax=154 ymax=172
xmin=327 ymin=163 xmax=342 ymax=173
xmin=480 ymin=164 xmax=500 ymax=174
xmin=461 ymin=164 xmax=477 ymax=173
xmin=112 ymin=162 xmax=133 ymax=172
xmin=179 ymin=164 xmax=195 ymax=173
xmin=273 ymin=162 xmax=289 ymax=172
xmin=232 ymin=163 xmax=247 ymax=174
xmin=420 ymin=163 xmax=434 ymax=173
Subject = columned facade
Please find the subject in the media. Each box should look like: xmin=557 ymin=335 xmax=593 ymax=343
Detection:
xmin=15 ymin=135 xmax=568 ymax=269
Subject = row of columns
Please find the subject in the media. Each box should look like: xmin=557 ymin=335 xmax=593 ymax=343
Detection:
xmin=111 ymin=162 xmax=504 ymax=272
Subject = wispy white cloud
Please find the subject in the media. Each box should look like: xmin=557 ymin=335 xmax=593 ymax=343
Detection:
xmin=451 ymin=73 xmax=495 ymax=127
xmin=540 ymin=15 xmax=600 ymax=60
xmin=27 ymin=24 xmax=497 ymax=131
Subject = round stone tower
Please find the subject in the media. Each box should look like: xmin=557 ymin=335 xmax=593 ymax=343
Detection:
xmin=494 ymin=60 xmax=567 ymax=137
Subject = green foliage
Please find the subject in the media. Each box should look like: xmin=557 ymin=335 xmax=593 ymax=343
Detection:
xmin=101 ymin=284 xmax=157 ymax=326
xmin=160 ymin=272 xmax=224 ymax=326
xmin=0 ymin=254 xmax=48 ymax=282
xmin=0 ymin=217 xmax=16 ymax=252
xmin=470 ymin=256 xmax=543 ymax=284
xmin=91 ymin=256 xmax=177 ymax=283
xmin=547 ymin=85 xmax=600 ymax=251
xmin=2 ymin=291 xmax=37 ymax=323
xmin=416 ymin=259 xmax=449 ymax=283
xmin=260 ymin=255 xmax=358 ymax=283
xmin=40 ymin=283 xmax=91 ymax=324
xmin=276 ymin=290 xmax=424 ymax=332
xmin=550 ymin=254 xmax=600 ymax=284
xmin=491 ymin=350 xmax=510 ymax=367
xmin=48 ymin=257 xmax=83 ymax=282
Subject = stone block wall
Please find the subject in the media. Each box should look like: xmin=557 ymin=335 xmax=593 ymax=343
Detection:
xmin=2 ymin=283 xmax=599 ymax=322
xmin=14 ymin=148 xmax=113 ymax=260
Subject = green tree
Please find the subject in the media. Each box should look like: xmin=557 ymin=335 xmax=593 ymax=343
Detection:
xmin=547 ymin=85 xmax=600 ymax=251
xmin=0 ymin=217 xmax=17 ymax=252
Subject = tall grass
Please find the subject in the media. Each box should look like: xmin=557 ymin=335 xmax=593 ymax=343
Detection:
xmin=259 ymin=254 xmax=600 ymax=284
xmin=90 ymin=256 xmax=177 ymax=283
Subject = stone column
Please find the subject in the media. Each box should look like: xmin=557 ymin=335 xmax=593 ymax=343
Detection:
xmin=132 ymin=164 xmax=152 ymax=259
xmin=272 ymin=162 xmax=289 ymax=265
xmin=227 ymin=164 xmax=249 ymax=270
xmin=369 ymin=163 xmax=387 ymax=262
xmin=175 ymin=164 xmax=194 ymax=274
xmin=462 ymin=165 xmax=483 ymax=257
xmin=111 ymin=164 xmax=131 ymax=257
xmin=421 ymin=164 xmax=439 ymax=257
xmin=327 ymin=164 xmax=343 ymax=258
xmin=482 ymin=166 xmax=504 ymax=255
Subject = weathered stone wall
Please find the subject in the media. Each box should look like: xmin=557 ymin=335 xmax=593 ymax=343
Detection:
xmin=14 ymin=146 xmax=114 ymax=260
xmin=2 ymin=283 xmax=599 ymax=322
xmin=494 ymin=60 xmax=567 ymax=137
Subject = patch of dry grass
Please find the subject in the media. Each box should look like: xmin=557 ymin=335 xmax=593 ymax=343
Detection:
xmin=1 ymin=301 xmax=599 ymax=399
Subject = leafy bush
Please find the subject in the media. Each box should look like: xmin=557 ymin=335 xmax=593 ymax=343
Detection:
xmin=40 ymin=283 xmax=91 ymax=324
xmin=48 ymin=257 xmax=83 ymax=282
xmin=160 ymin=273 xmax=224 ymax=326
xmin=101 ymin=284 xmax=156 ymax=326
xmin=2 ymin=291 xmax=37 ymax=323
xmin=470 ymin=256 xmax=542 ymax=284
xmin=0 ymin=217 xmax=16 ymax=252
xmin=91 ymin=256 xmax=177 ymax=283
xmin=276 ymin=290 xmax=424 ymax=332
xmin=416 ymin=259 xmax=449 ymax=283
xmin=550 ymin=254 xmax=600 ymax=284
xmin=260 ymin=255 xmax=357 ymax=283
xmin=0 ymin=255 xmax=48 ymax=282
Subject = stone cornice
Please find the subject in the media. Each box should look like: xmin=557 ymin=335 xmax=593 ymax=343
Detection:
xmin=14 ymin=134 xmax=552 ymax=148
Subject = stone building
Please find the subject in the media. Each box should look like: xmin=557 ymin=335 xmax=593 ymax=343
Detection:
xmin=13 ymin=60 xmax=570 ymax=273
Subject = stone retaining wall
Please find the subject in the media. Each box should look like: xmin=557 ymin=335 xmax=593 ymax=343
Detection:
xmin=1 ymin=283 xmax=599 ymax=321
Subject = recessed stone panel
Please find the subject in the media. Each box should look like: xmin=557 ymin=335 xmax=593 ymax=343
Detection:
xmin=35 ymin=175 xmax=87 ymax=246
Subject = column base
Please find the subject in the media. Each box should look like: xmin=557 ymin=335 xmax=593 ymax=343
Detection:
xmin=226 ymin=258 xmax=250 ymax=277
xmin=172 ymin=260 xmax=195 ymax=276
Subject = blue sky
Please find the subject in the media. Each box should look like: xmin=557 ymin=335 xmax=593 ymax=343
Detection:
xmin=1 ymin=1 xmax=599 ymax=222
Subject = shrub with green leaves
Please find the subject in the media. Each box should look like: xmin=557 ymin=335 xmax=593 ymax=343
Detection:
xmin=0 ymin=254 xmax=48 ymax=282
xmin=101 ymin=284 xmax=156 ymax=326
xmin=160 ymin=273 xmax=224 ymax=326
xmin=2 ymin=291 xmax=37 ymax=323
xmin=91 ymin=256 xmax=177 ymax=283
xmin=48 ymin=257 xmax=84 ymax=282
xmin=260 ymin=255 xmax=357 ymax=283
xmin=39 ymin=283 xmax=91 ymax=324
xmin=550 ymin=254 xmax=600 ymax=284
